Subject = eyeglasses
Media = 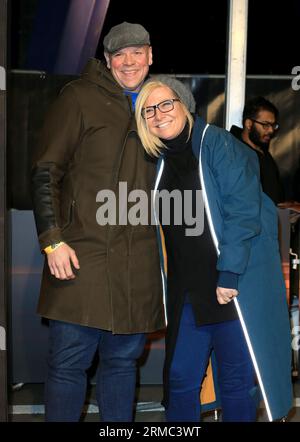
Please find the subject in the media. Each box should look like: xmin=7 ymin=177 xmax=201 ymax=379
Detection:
xmin=251 ymin=119 xmax=279 ymax=131
xmin=142 ymin=98 xmax=180 ymax=119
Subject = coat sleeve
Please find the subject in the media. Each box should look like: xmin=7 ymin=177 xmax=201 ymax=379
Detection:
xmin=209 ymin=128 xmax=262 ymax=275
xmin=31 ymin=84 xmax=83 ymax=250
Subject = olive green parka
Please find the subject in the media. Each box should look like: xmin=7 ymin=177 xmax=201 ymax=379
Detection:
xmin=31 ymin=58 xmax=165 ymax=334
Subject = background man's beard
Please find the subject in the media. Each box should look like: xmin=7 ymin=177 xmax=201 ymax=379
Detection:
xmin=249 ymin=127 xmax=270 ymax=151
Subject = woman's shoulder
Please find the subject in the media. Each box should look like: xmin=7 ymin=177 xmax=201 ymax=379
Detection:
xmin=205 ymin=123 xmax=257 ymax=163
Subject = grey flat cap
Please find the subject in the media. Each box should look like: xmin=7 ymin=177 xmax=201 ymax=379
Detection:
xmin=149 ymin=75 xmax=196 ymax=113
xmin=103 ymin=22 xmax=150 ymax=54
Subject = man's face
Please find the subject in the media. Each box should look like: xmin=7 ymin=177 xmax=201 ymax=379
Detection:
xmin=248 ymin=110 xmax=278 ymax=151
xmin=105 ymin=45 xmax=153 ymax=92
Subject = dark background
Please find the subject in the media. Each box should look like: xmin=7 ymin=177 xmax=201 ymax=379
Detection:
xmin=6 ymin=1 xmax=300 ymax=389
xmin=7 ymin=0 xmax=300 ymax=209
xmin=9 ymin=0 xmax=300 ymax=75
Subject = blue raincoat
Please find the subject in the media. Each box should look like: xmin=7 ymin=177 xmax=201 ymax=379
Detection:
xmin=154 ymin=116 xmax=293 ymax=421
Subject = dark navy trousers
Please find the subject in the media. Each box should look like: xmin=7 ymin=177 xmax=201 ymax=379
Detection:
xmin=165 ymin=303 xmax=257 ymax=422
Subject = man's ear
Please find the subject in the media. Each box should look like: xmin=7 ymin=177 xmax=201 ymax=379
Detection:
xmin=148 ymin=46 xmax=153 ymax=66
xmin=245 ymin=118 xmax=253 ymax=131
xmin=104 ymin=52 xmax=111 ymax=69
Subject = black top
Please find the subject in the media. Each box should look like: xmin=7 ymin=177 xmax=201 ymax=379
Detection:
xmin=257 ymin=152 xmax=284 ymax=204
xmin=230 ymin=125 xmax=284 ymax=204
xmin=159 ymin=125 xmax=237 ymax=325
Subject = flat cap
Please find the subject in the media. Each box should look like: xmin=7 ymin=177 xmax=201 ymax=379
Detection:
xmin=149 ymin=74 xmax=196 ymax=113
xmin=103 ymin=22 xmax=150 ymax=54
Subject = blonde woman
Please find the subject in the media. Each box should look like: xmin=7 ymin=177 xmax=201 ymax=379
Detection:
xmin=135 ymin=76 xmax=292 ymax=422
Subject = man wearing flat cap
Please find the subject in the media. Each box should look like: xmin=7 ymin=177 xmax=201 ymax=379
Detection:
xmin=31 ymin=22 xmax=165 ymax=422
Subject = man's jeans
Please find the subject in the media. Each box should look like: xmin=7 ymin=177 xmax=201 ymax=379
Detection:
xmin=45 ymin=320 xmax=146 ymax=422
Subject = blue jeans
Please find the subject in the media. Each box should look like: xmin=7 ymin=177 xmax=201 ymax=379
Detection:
xmin=45 ymin=320 xmax=146 ymax=422
xmin=166 ymin=303 xmax=256 ymax=422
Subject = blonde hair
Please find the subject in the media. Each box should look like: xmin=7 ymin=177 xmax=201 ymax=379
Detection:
xmin=135 ymin=81 xmax=194 ymax=157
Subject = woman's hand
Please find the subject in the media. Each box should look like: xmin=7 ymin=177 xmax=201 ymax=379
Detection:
xmin=216 ymin=287 xmax=238 ymax=304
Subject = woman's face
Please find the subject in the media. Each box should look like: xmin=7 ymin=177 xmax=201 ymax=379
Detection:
xmin=143 ymin=86 xmax=187 ymax=140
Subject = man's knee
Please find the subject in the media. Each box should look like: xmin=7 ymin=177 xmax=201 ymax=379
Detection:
xmin=101 ymin=333 xmax=146 ymax=364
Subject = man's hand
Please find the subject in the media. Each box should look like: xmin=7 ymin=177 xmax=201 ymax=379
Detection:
xmin=216 ymin=286 xmax=238 ymax=304
xmin=47 ymin=243 xmax=80 ymax=280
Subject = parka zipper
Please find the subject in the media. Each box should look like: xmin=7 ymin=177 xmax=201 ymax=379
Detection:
xmin=62 ymin=199 xmax=75 ymax=231
xmin=106 ymin=102 xmax=136 ymax=332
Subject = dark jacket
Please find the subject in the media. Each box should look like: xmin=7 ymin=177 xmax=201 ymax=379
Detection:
xmin=157 ymin=117 xmax=292 ymax=421
xmin=230 ymin=125 xmax=284 ymax=204
xmin=31 ymin=58 xmax=165 ymax=334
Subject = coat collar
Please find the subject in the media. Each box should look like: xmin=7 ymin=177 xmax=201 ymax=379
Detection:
xmin=81 ymin=58 xmax=124 ymax=95
xmin=191 ymin=116 xmax=207 ymax=160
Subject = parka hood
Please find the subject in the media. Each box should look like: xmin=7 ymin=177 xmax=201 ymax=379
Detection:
xmin=81 ymin=58 xmax=124 ymax=95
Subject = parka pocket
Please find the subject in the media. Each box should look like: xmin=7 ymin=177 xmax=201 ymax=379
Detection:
xmin=62 ymin=199 xmax=75 ymax=231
